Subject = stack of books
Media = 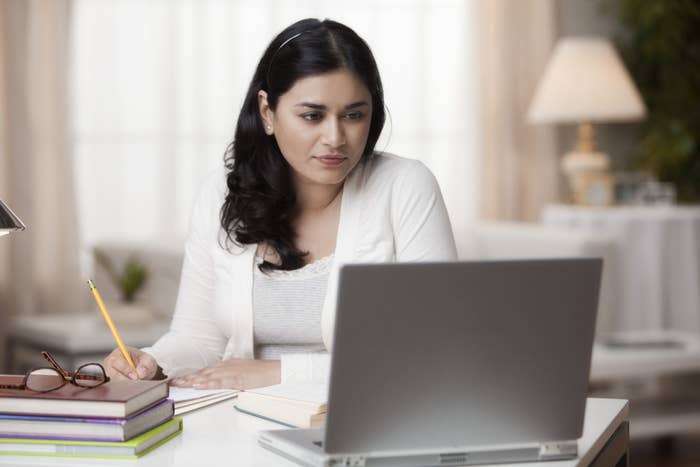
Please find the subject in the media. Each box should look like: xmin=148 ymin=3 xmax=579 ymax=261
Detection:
xmin=0 ymin=375 xmax=181 ymax=459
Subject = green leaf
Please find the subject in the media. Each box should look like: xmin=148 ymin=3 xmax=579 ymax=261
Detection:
xmin=607 ymin=0 xmax=700 ymax=201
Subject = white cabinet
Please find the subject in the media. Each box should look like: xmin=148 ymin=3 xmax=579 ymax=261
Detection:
xmin=6 ymin=313 xmax=167 ymax=373
xmin=590 ymin=331 xmax=700 ymax=439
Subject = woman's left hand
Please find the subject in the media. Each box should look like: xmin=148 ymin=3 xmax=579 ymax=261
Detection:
xmin=169 ymin=359 xmax=281 ymax=390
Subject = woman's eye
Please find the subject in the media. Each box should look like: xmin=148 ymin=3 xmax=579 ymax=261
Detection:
xmin=344 ymin=112 xmax=364 ymax=120
xmin=302 ymin=113 xmax=322 ymax=121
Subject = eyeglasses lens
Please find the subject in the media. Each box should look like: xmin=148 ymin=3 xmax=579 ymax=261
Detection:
xmin=74 ymin=364 xmax=107 ymax=388
xmin=26 ymin=369 xmax=64 ymax=392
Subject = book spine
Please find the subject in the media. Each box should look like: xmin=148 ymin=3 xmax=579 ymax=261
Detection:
xmin=0 ymin=433 xmax=128 ymax=443
xmin=233 ymin=406 xmax=297 ymax=428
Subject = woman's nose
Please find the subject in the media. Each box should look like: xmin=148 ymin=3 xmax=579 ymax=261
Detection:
xmin=322 ymin=118 xmax=346 ymax=148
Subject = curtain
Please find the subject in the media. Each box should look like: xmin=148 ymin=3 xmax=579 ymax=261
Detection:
xmin=0 ymin=0 xmax=81 ymax=327
xmin=70 ymin=0 xmax=479 ymax=254
xmin=476 ymin=0 xmax=560 ymax=221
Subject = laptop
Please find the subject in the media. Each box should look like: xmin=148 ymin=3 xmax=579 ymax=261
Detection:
xmin=259 ymin=258 xmax=602 ymax=467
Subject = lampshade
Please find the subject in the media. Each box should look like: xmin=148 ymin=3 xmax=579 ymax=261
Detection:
xmin=528 ymin=37 xmax=646 ymax=123
xmin=0 ymin=198 xmax=26 ymax=236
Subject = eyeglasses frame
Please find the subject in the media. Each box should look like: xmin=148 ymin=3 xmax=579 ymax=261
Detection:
xmin=0 ymin=351 xmax=110 ymax=393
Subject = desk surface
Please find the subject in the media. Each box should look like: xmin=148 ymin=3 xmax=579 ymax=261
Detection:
xmin=0 ymin=398 xmax=628 ymax=467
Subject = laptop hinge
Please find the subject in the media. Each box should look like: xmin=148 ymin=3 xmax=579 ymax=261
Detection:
xmin=328 ymin=456 xmax=367 ymax=467
xmin=539 ymin=441 xmax=578 ymax=460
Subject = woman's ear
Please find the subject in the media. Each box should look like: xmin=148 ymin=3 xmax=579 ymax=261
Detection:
xmin=258 ymin=90 xmax=274 ymax=135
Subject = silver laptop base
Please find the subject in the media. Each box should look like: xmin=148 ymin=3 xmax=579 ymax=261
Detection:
xmin=260 ymin=430 xmax=578 ymax=467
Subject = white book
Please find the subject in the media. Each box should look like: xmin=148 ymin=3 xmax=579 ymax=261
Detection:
xmin=235 ymin=383 xmax=328 ymax=428
xmin=167 ymin=387 xmax=239 ymax=416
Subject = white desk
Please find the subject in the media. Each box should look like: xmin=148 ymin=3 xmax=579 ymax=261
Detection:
xmin=542 ymin=204 xmax=700 ymax=333
xmin=0 ymin=398 xmax=628 ymax=467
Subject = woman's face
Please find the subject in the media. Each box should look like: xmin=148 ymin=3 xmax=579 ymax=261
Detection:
xmin=259 ymin=69 xmax=373 ymax=188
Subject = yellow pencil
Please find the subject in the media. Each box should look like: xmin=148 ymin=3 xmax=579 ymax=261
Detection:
xmin=87 ymin=279 xmax=138 ymax=372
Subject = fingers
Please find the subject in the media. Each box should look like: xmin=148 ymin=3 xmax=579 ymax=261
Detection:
xmin=191 ymin=378 xmax=226 ymax=390
xmin=170 ymin=370 xmax=238 ymax=389
xmin=103 ymin=348 xmax=135 ymax=380
xmin=169 ymin=371 xmax=203 ymax=388
xmin=134 ymin=352 xmax=157 ymax=380
xmin=104 ymin=347 xmax=156 ymax=380
xmin=169 ymin=376 xmax=193 ymax=388
xmin=168 ymin=359 xmax=280 ymax=390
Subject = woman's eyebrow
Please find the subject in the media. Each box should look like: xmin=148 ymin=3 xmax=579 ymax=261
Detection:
xmin=344 ymin=101 xmax=369 ymax=110
xmin=294 ymin=101 xmax=369 ymax=110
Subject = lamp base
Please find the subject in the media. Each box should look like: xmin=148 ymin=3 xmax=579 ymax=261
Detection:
xmin=562 ymin=150 xmax=614 ymax=206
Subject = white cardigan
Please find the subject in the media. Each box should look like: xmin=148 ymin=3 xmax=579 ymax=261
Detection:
xmin=143 ymin=152 xmax=457 ymax=377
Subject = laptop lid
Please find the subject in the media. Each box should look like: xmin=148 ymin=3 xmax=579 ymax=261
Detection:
xmin=324 ymin=258 xmax=601 ymax=454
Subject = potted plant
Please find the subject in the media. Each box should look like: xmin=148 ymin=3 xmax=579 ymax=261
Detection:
xmin=93 ymin=248 xmax=152 ymax=326
xmin=610 ymin=0 xmax=700 ymax=202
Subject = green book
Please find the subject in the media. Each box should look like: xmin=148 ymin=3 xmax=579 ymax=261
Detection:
xmin=0 ymin=417 xmax=182 ymax=459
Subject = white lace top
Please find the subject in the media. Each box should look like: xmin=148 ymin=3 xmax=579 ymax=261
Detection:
xmin=252 ymin=254 xmax=333 ymax=360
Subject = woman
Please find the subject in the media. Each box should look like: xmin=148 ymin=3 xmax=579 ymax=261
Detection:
xmin=103 ymin=18 xmax=457 ymax=389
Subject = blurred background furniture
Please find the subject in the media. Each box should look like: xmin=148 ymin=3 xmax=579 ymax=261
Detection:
xmin=5 ymin=242 xmax=182 ymax=373
xmin=591 ymin=331 xmax=700 ymax=440
xmin=6 ymin=314 xmax=167 ymax=373
xmin=543 ymin=204 xmax=700 ymax=333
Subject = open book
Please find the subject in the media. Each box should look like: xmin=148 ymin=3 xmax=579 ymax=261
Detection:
xmin=234 ymin=383 xmax=327 ymax=428
xmin=167 ymin=387 xmax=239 ymax=416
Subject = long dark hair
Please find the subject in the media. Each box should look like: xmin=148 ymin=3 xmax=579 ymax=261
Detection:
xmin=220 ymin=18 xmax=386 ymax=271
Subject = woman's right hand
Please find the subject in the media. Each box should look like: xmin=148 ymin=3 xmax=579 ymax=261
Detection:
xmin=103 ymin=347 xmax=158 ymax=380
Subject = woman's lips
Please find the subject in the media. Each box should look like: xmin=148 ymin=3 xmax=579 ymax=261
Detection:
xmin=315 ymin=156 xmax=347 ymax=167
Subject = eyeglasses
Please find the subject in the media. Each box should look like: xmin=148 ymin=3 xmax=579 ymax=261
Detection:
xmin=0 ymin=351 xmax=110 ymax=393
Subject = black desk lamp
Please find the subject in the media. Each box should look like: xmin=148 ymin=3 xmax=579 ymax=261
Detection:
xmin=0 ymin=198 xmax=26 ymax=236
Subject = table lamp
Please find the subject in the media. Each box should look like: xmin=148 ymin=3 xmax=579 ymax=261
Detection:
xmin=528 ymin=37 xmax=646 ymax=205
xmin=0 ymin=198 xmax=26 ymax=236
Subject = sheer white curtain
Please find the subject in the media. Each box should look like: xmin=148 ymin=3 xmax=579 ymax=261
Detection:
xmin=71 ymin=0 xmax=478 ymax=253
xmin=0 ymin=0 xmax=82 ymax=319
xmin=476 ymin=0 xmax=558 ymax=221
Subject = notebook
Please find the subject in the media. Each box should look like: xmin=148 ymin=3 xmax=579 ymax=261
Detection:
xmin=0 ymin=398 xmax=173 ymax=442
xmin=0 ymin=376 xmax=168 ymax=418
xmin=168 ymin=387 xmax=239 ymax=415
xmin=235 ymin=383 xmax=327 ymax=428
xmin=0 ymin=417 xmax=182 ymax=459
